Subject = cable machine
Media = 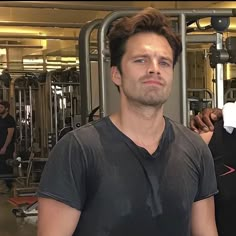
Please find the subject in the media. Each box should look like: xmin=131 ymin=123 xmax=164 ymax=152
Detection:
xmin=48 ymin=67 xmax=81 ymax=143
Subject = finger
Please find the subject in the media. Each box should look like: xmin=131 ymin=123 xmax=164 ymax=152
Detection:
xmin=202 ymin=114 xmax=214 ymax=131
xmin=189 ymin=118 xmax=199 ymax=133
xmin=200 ymin=107 xmax=216 ymax=131
xmin=211 ymin=108 xmax=223 ymax=121
xmin=194 ymin=115 xmax=210 ymax=132
xmin=189 ymin=114 xmax=209 ymax=133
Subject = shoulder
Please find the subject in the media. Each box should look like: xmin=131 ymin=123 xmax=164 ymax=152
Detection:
xmin=5 ymin=114 xmax=16 ymax=126
xmin=167 ymin=119 xmax=214 ymax=172
xmin=72 ymin=117 xmax=108 ymax=139
xmin=168 ymin=118 xmax=204 ymax=144
xmin=167 ymin=118 xmax=211 ymax=157
xmin=58 ymin=117 xmax=108 ymax=150
xmin=49 ymin=118 xmax=108 ymax=167
xmin=7 ymin=114 xmax=15 ymax=121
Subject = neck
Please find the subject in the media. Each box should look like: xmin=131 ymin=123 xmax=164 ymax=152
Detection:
xmin=110 ymin=102 xmax=165 ymax=154
xmin=1 ymin=112 xmax=8 ymax=118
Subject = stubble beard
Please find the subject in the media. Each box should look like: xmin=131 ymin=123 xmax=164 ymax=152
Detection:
xmin=123 ymin=87 xmax=169 ymax=108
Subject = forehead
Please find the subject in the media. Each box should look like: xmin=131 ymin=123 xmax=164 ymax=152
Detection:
xmin=125 ymin=32 xmax=173 ymax=57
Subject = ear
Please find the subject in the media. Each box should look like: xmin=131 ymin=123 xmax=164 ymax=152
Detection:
xmin=111 ymin=66 xmax=121 ymax=87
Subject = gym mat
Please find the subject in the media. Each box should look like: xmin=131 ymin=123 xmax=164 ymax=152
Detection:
xmin=8 ymin=196 xmax=37 ymax=207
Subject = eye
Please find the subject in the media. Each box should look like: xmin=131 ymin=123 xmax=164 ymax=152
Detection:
xmin=160 ymin=61 xmax=171 ymax=67
xmin=134 ymin=58 xmax=146 ymax=63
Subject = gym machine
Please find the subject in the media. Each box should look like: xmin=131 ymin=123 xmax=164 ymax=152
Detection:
xmin=225 ymin=88 xmax=236 ymax=103
xmin=48 ymin=67 xmax=81 ymax=144
xmin=10 ymin=67 xmax=81 ymax=217
xmin=1 ymin=158 xmax=39 ymax=217
xmin=12 ymin=200 xmax=38 ymax=217
xmin=79 ymin=18 xmax=102 ymax=125
xmin=187 ymin=89 xmax=215 ymax=124
xmin=0 ymin=69 xmax=11 ymax=101
xmin=12 ymin=73 xmax=40 ymax=153
xmin=7 ymin=72 xmax=48 ymax=196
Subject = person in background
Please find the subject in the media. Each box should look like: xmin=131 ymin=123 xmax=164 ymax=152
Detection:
xmin=37 ymin=8 xmax=218 ymax=236
xmin=195 ymin=103 xmax=236 ymax=236
xmin=0 ymin=100 xmax=16 ymax=194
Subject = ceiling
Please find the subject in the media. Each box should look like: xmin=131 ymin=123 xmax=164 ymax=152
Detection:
xmin=0 ymin=1 xmax=235 ymax=72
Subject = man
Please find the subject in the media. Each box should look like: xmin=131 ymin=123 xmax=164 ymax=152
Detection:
xmin=38 ymin=8 xmax=218 ymax=236
xmin=0 ymin=100 xmax=16 ymax=193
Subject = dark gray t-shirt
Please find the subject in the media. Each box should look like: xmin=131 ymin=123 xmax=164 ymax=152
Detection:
xmin=0 ymin=113 xmax=16 ymax=151
xmin=38 ymin=116 xmax=218 ymax=236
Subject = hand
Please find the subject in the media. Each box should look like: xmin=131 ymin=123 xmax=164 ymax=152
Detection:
xmin=189 ymin=108 xmax=223 ymax=134
xmin=0 ymin=146 xmax=6 ymax=155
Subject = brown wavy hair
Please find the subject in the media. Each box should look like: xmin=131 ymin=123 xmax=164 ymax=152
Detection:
xmin=107 ymin=7 xmax=182 ymax=73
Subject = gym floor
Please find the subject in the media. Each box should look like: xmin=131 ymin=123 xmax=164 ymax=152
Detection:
xmin=0 ymin=192 xmax=37 ymax=236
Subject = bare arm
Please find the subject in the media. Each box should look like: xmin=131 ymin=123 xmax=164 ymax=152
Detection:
xmin=199 ymin=131 xmax=214 ymax=145
xmin=0 ymin=127 xmax=14 ymax=154
xmin=191 ymin=197 xmax=218 ymax=236
xmin=38 ymin=197 xmax=81 ymax=236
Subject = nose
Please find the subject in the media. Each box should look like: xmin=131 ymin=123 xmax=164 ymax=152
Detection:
xmin=148 ymin=60 xmax=160 ymax=74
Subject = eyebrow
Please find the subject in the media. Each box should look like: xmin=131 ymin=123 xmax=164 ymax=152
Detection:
xmin=130 ymin=54 xmax=148 ymax=58
xmin=131 ymin=54 xmax=173 ymax=63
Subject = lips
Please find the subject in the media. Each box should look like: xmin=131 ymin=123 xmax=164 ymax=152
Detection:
xmin=143 ymin=80 xmax=163 ymax=86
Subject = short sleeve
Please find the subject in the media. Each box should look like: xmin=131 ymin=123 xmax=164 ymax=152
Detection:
xmin=37 ymin=132 xmax=87 ymax=211
xmin=194 ymin=143 xmax=218 ymax=201
xmin=7 ymin=115 xmax=16 ymax=128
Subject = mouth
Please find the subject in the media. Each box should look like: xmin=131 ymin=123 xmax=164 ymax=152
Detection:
xmin=143 ymin=80 xmax=163 ymax=86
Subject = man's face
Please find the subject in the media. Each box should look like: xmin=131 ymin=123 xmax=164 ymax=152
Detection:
xmin=0 ymin=104 xmax=7 ymax=115
xmin=112 ymin=32 xmax=174 ymax=108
